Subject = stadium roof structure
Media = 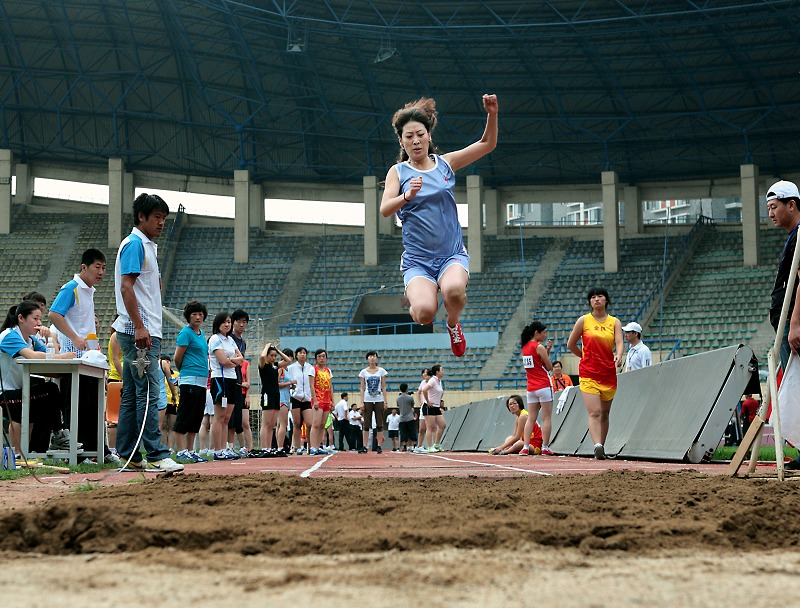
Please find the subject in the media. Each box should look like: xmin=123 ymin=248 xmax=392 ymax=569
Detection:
xmin=0 ymin=0 xmax=799 ymax=188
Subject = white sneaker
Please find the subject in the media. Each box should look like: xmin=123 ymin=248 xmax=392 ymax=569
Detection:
xmin=412 ymin=446 xmax=428 ymax=454
xmin=151 ymin=458 xmax=185 ymax=472
xmin=593 ymin=443 xmax=606 ymax=460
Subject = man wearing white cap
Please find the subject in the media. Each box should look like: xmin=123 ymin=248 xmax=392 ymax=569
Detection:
xmin=622 ymin=321 xmax=651 ymax=371
xmin=766 ymin=180 xmax=800 ymax=368
xmin=766 ymin=180 xmax=800 ymax=470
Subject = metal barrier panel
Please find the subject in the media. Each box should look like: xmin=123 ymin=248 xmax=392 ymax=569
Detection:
xmin=441 ymin=397 xmax=512 ymax=451
xmin=443 ymin=345 xmax=756 ymax=463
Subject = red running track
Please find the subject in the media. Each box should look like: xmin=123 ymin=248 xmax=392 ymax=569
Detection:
xmin=98 ymin=449 xmax=776 ymax=480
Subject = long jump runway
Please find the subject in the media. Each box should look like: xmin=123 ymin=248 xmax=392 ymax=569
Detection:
xmin=113 ymin=450 xmax=773 ymax=479
xmin=3 ymin=450 xmax=783 ymax=509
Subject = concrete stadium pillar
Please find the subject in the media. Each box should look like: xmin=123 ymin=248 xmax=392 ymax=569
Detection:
xmin=234 ymin=169 xmax=250 ymax=263
xmin=540 ymin=201 xmax=554 ymax=225
xmin=364 ymin=176 xmax=379 ymax=266
xmin=484 ymin=188 xmax=501 ymax=236
xmin=249 ymin=182 xmax=264 ymax=230
xmin=467 ymin=175 xmax=484 ymax=274
xmin=623 ymin=184 xmax=643 ymax=234
xmin=602 ymin=171 xmax=620 ymax=273
xmin=378 ymin=181 xmax=394 ymax=236
xmin=108 ymin=158 xmax=124 ymax=248
xmin=0 ymin=150 xmax=12 ymax=234
xmin=741 ymin=164 xmax=761 ymax=267
xmin=14 ymin=162 xmax=32 ymax=205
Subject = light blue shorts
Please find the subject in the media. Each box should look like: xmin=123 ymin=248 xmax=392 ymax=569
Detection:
xmin=401 ymin=250 xmax=470 ymax=288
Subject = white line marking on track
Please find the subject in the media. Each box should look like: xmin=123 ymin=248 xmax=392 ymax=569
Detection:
xmin=425 ymin=453 xmax=552 ymax=476
xmin=300 ymin=453 xmax=334 ymax=478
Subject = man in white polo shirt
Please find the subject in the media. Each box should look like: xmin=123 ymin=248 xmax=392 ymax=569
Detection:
xmin=622 ymin=321 xmax=652 ymax=372
xmin=49 ymin=247 xmax=107 ymax=453
xmin=112 ymin=193 xmax=182 ymax=473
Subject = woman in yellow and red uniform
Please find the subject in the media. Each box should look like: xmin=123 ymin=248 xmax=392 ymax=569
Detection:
xmin=567 ymin=287 xmax=623 ymax=460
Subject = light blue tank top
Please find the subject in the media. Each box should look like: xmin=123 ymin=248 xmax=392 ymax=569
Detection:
xmin=395 ymin=155 xmax=465 ymax=260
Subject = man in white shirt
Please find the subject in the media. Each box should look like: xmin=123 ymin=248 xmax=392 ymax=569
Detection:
xmin=286 ymin=346 xmax=314 ymax=454
xmin=622 ymin=322 xmax=652 ymax=372
xmin=49 ymin=248 xmax=106 ymax=453
xmin=113 ymin=193 xmax=183 ymax=473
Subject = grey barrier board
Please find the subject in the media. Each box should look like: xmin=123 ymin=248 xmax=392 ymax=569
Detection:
xmin=441 ymin=397 xmax=513 ymax=451
xmin=478 ymin=397 xmax=520 ymax=449
xmin=602 ymin=345 xmax=751 ymax=461
xmin=550 ymin=387 xmax=589 ymax=455
xmin=559 ymin=345 xmax=752 ymax=461
xmin=687 ymin=345 xmax=756 ymax=462
xmin=446 ymin=397 xmax=510 ymax=452
xmin=439 ymin=402 xmax=470 ymax=450
xmin=445 ymin=345 xmax=756 ymax=463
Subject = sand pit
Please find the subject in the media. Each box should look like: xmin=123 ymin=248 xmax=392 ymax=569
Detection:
xmin=3 ymin=469 xmax=800 ymax=606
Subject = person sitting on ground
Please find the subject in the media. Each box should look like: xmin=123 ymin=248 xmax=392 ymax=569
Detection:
xmin=489 ymin=395 xmax=543 ymax=455
xmin=0 ymin=301 xmax=76 ymax=454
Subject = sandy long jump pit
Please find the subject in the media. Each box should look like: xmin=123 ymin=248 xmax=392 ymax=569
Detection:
xmin=2 ymin=454 xmax=800 ymax=607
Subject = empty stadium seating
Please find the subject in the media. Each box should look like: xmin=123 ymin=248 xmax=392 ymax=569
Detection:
xmin=0 ymin=205 xmax=784 ymax=388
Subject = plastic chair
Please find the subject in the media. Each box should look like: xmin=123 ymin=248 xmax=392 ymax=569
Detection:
xmin=106 ymin=381 xmax=122 ymax=426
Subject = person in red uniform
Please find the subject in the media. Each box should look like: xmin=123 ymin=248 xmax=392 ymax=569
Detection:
xmin=567 ymin=287 xmax=623 ymax=460
xmin=519 ymin=321 xmax=554 ymax=456
xmin=740 ymin=394 xmax=760 ymax=435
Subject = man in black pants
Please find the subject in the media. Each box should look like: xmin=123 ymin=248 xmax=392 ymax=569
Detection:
xmin=333 ymin=391 xmax=350 ymax=451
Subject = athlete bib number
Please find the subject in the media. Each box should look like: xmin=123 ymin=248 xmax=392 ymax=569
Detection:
xmin=522 ymin=355 xmax=535 ymax=369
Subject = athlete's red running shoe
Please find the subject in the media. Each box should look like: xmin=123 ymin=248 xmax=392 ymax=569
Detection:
xmin=447 ymin=322 xmax=466 ymax=357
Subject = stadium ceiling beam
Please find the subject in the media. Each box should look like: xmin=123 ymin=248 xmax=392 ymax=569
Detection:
xmin=0 ymin=1 xmax=26 ymax=152
xmin=158 ymin=1 xmax=221 ymax=173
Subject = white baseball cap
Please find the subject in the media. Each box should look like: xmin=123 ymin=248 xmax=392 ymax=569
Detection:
xmin=622 ymin=322 xmax=643 ymax=333
xmin=766 ymin=180 xmax=800 ymax=202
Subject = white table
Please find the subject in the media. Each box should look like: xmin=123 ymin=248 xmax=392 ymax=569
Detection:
xmin=18 ymin=358 xmax=109 ymax=465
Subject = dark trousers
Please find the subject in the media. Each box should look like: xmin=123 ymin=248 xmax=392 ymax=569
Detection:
xmin=348 ymin=424 xmax=363 ymax=450
xmin=335 ymin=419 xmax=348 ymax=451
xmin=60 ymin=375 xmax=101 ymax=451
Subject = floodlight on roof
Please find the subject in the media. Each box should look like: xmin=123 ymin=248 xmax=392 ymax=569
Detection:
xmin=287 ymin=37 xmax=304 ymax=53
xmin=373 ymin=37 xmax=395 ymax=63
xmin=286 ymin=25 xmax=305 ymax=53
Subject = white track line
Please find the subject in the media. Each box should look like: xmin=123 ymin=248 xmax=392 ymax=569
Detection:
xmin=424 ymin=453 xmax=551 ymax=476
xmin=300 ymin=452 xmax=335 ymax=478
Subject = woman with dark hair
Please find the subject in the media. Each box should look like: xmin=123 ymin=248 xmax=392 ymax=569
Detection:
xmin=208 ymin=311 xmax=244 ymax=460
xmin=276 ymin=347 xmax=295 ymax=451
xmin=310 ymin=348 xmax=334 ymax=455
xmin=173 ymin=301 xmax=209 ymax=463
xmin=0 ymin=301 xmax=75 ymax=454
xmin=567 ymin=287 xmax=624 ymax=460
xmin=258 ymin=342 xmax=293 ymax=453
xmin=412 ymin=367 xmax=431 ymax=453
xmin=380 ymin=94 xmax=498 ymax=358
xmin=358 ymin=350 xmax=388 ymax=454
xmin=421 ymin=364 xmax=446 ymax=452
xmin=519 ymin=321 xmax=554 ymax=456
xmin=489 ymin=395 xmax=543 ymax=455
